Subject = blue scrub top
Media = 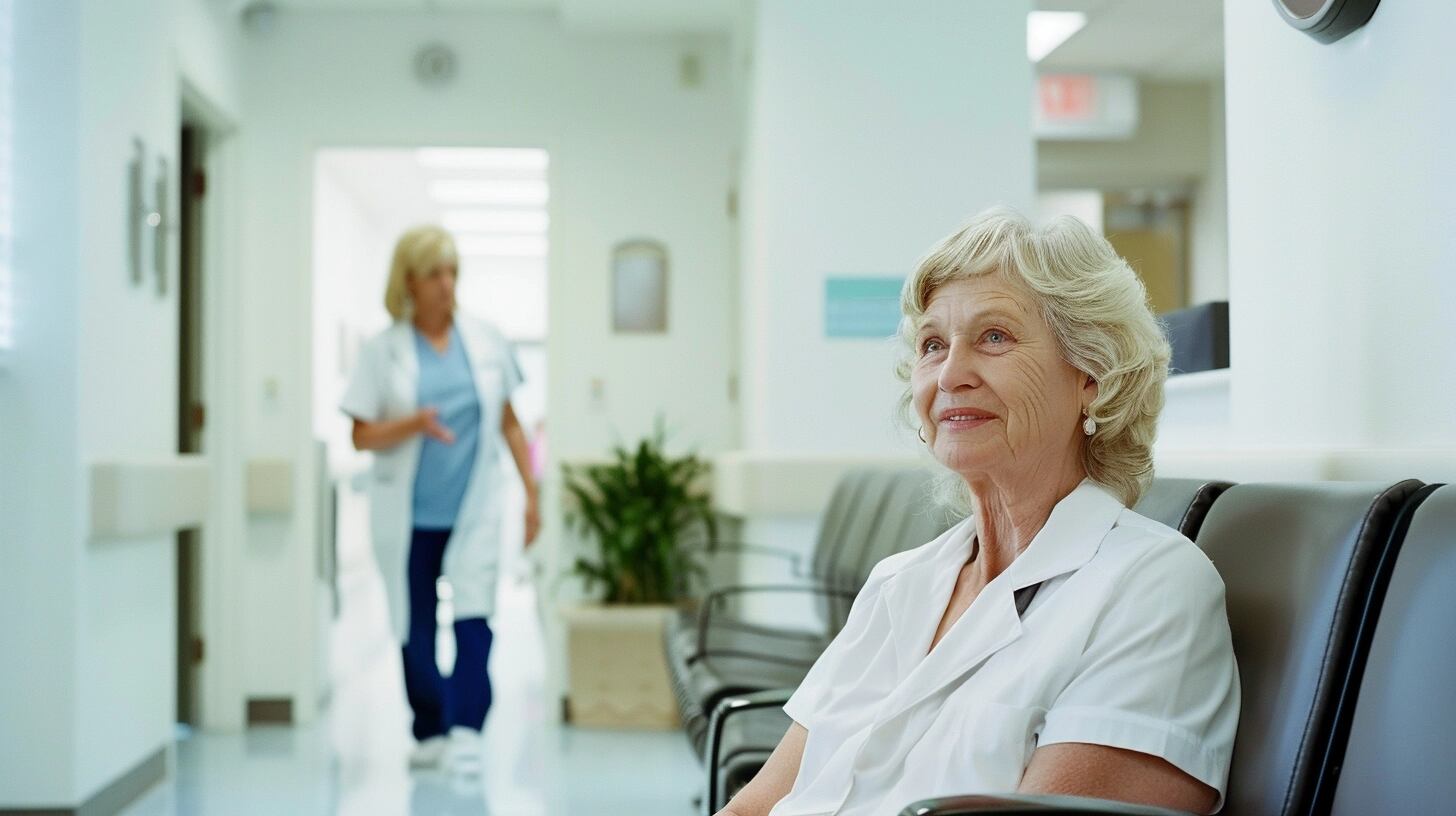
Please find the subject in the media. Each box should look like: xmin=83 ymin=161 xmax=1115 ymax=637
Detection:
xmin=411 ymin=325 xmax=481 ymax=530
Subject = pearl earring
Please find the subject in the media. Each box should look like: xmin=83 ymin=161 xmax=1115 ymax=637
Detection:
xmin=1082 ymin=414 xmax=1097 ymax=436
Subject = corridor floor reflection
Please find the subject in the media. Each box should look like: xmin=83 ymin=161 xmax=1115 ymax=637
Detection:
xmin=124 ymin=530 xmax=700 ymax=816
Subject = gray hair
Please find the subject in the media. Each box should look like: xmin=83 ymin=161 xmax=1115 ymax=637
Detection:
xmin=895 ymin=206 xmax=1170 ymax=508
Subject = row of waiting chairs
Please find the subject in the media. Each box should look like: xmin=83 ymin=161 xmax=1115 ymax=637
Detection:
xmin=666 ymin=470 xmax=1454 ymax=815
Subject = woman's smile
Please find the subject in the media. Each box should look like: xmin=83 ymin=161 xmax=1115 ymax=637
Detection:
xmin=937 ymin=407 xmax=997 ymax=431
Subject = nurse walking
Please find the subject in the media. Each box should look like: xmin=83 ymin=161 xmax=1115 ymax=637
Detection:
xmin=342 ymin=225 xmax=540 ymax=771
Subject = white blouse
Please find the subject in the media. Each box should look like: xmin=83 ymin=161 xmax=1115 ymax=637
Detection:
xmin=772 ymin=480 xmax=1241 ymax=816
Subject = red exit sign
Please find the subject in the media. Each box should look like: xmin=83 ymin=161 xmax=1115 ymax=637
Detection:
xmin=1038 ymin=74 xmax=1097 ymax=121
xmin=1034 ymin=73 xmax=1138 ymax=140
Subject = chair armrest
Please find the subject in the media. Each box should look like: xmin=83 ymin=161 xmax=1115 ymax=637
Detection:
xmin=695 ymin=584 xmax=857 ymax=663
xmin=899 ymin=794 xmax=1194 ymax=816
xmin=705 ymin=687 xmax=797 ymax=811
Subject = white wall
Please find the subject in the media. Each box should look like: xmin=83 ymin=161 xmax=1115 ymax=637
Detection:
xmin=311 ymin=160 xmax=391 ymax=472
xmin=236 ymin=10 xmax=738 ymax=717
xmin=730 ymin=0 xmax=1033 ymax=627
xmin=0 ymin=0 xmax=82 ymax=805
xmin=1 ymin=0 xmax=243 ymax=807
xmin=740 ymin=0 xmax=1035 ymax=457
xmin=1224 ymin=0 xmax=1456 ymax=449
xmin=1189 ymin=80 xmax=1228 ymax=305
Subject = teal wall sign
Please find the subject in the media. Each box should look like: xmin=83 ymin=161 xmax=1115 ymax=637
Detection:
xmin=825 ymin=277 xmax=905 ymax=338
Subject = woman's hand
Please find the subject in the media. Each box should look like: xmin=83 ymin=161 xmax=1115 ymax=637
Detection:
xmin=524 ymin=492 xmax=541 ymax=548
xmin=350 ymin=408 xmax=452 ymax=451
xmin=416 ymin=407 xmax=455 ymax=445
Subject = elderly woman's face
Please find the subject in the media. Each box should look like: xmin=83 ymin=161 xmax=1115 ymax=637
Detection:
xmin=911 ymin=275 xmax=1093 ymax=484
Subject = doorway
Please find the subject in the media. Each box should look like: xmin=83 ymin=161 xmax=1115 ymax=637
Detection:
xmin=310 ymin=149 xmax=549 ymax=802
xmin=175 ymin=116 xmax=207 ymax=726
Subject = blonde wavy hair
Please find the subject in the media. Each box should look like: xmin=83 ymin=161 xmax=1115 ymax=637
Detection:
xmin=896 ymin=206 xmax=1170 ymax=508
xmin=384 ymin=225 xmax=460 ymax=320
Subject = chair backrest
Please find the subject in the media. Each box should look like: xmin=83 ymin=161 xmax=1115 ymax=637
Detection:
xmin=823 ymin=468 xmax=956 ymax=630
xmin=809 ymin=470 xmax=874 ymax=581
xmin=1196 ymin=480 xmax=1425 ymax=816
xmin=1133 ymin=477 xmax=1232 ymax=539
xmin=810 ymin=469 xmax=902 ymax=629
xmin=1330 ymin=483 xmax=1452 ymax=815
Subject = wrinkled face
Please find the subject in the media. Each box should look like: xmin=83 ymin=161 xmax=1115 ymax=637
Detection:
xmin=407 ymin=261 xmax=457 ymax=318
xmin=911 ymin=275 xmax=1094 ymax=486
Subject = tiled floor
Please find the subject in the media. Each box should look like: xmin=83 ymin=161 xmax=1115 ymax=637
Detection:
xmin=124 ymin=524 xmax=703 ymax=816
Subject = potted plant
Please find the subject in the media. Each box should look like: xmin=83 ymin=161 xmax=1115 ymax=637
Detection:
xmin=559 ymin=425 xmax=717 ymax=728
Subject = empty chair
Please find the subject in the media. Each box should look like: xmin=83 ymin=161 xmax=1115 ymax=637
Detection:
xmin=669 ymin=469 xmax=921 ymax=757
xmin=666 ymin=470 xmax=877 ymax=663
xmin=1330 ymin=483 xmax=1453 ymax=815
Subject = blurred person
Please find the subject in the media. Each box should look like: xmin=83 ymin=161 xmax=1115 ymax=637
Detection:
xmin=719 ymin=208 xmax=1239 ymax=816
xmin=342 ymin=225 xmax=540 ymax=773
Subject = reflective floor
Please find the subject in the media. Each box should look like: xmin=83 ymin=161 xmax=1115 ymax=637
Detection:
xmin=124 ymin=500 xmax=701 ymax=816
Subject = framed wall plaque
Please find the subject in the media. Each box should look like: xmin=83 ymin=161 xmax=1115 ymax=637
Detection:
xmin=611 ymin=239 xmax=668 ymax=333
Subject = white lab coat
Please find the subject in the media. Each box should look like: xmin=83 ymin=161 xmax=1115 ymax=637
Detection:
xmin=340 ymin=316 xmax=522 ymax=642
xmin=773 ymin=479 xmax=1241 ymax=816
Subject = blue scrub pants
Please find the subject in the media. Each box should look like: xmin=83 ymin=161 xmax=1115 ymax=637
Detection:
xmin=401 ymin=527 xmax=494 ymax=741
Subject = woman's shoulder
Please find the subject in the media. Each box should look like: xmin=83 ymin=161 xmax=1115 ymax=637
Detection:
xmin=357 ymin=322 xmax=406 ymax=358
xmin=1097 ymin=507 xmax=1228 ymax=604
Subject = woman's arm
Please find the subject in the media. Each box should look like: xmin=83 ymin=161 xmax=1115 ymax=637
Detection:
xmin=499 ymin=402 xmax=540 ymax=547
xmin=351 ymin=409 xmax=453 ymax=451
xmin=715 ymin=722 xmax=808 ymax=816
xmin=1019 ymin=743 xmax=1218 ymax=814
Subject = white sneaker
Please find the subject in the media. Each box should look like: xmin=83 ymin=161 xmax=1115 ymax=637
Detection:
xmin=447 ymin=726 xmax=482 ymax=775
xmin=408 ymin=735 xmax=448 ymax=769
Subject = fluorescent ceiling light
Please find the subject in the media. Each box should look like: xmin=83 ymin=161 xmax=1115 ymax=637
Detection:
xmin=455 ymin=235 xmax=548 ymax=258
xmin=416 ymin=147 xmax=549 ymax=171
xmin=1027 ymin=11 xmax=1087 ymax=62
xmin=429 ymin=179 xmax=549 ymax=206
xmin=442 ymin=210 xmax=549 ymax=234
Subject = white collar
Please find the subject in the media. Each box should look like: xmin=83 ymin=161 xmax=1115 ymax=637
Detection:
xmin=874 ymin=479 xmax=1125 ymax=721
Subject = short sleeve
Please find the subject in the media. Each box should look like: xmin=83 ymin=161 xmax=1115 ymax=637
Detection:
xmin=501 ymin=337 xmax=524 ymax=397
xmin=1039 ymin=542 xmax=1240 ymax=806
xmin=340 ymin=340 xmax=383 ymax=422
xmin=783 ymin=555 xmax=905 ymax=732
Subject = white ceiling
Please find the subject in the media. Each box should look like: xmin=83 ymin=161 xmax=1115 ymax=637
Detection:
xmin=261 ymin=0 xmax=1222 ymax=80
xmin=317 ymin=148 xmax=549 ymax=273
xmin=1037 ymin=0 xmax=1223 ymax=81
xmin=257 ymin=0 xmax=741 ymax=34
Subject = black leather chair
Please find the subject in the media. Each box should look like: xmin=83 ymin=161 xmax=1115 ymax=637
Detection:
xmin=1329 ymin=483 xmax=1453 ymax=815
xmin=704 ymin=478 xmax=1234 ymax=813
xmin=666 ymin=470 xmax=880 ymax=665
xmin=898 ymin=479 xmax=1429 ymax=816
xmin=669 ymin=469 xmax=938 ymax=758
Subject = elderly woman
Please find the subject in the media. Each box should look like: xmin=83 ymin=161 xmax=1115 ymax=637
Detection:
xmin=719 ymin=208 xmax=1240 ymax=816
xmin=341 ymin=225 xmax=539 ymax=772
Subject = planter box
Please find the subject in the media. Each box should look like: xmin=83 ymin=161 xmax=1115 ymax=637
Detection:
xmin=562 ymin=603 xmax=680 ymax=729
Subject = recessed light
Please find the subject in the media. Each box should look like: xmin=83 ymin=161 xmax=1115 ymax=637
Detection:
xmin=1028 ymin=11 xmax=1087 ymax=62
xmin=441 ymin=210 xmax=549 ymax=234
xmin=429 ymin=180 xmax=549 ymax=206
xmin=454 ymin=235 xmax=548 ymax=257
xmin=416 ymin=148 xmax=549 ymax=171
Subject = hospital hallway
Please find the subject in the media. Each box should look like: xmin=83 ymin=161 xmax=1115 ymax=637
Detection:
xmin=121 ymin=516 xmax=700 ymax=816
xmin=6 ymin=0 xmax=1456 ymax=813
